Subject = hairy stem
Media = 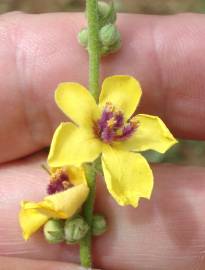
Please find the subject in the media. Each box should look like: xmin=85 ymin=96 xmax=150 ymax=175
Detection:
xmin=80 ymin=163 xmax=97 ymax=268
xmin=87 ymin=0 xmax=100 ymax=101
xmin=80 ymin=0 xmax=100 ymax=268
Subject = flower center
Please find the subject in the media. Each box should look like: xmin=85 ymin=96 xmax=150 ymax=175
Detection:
xmin=47 ymin=169 xmax=72 ymax=195
xmin=94 ymin=102 xmax=139 ymax=143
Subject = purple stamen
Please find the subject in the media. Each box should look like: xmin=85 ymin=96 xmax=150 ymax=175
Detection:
xmin=101 ymin=127 xmax=115 ymax=143
xmin=113 ymin=112 xmax=124 ymax=129
xmin=98 ymin=110 xmax=114 ymax=132
xmin=47 ymin=170 xmax=70 ymax=195
xmin=94 ymin=102 xmax=139 ymax=144
xmin=47 ymin=180 xmax=65 ymax=195
xmin=114 ymin=123 xmax=138 ymax=141
xmin=59 ymin=171 xmax=69 ymax=181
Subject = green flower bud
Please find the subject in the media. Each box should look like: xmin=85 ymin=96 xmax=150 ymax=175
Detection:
xmin=108 ymin=37 xmax=121 ymax=53
xmin=64 ymin=216 xmax=89 ymax=244
xmin=100 ymin=24 xmax=120 ymax=47
xmin=78 ymin=28 xmax=88 ymax=48
xmin=98 ymin=1 xmax=110 ymax=17
xmin=98 ymin=1 xmax=116 ymax=27
xmin=43 ymin=219 xmax=65 ymax=244
xmin=92 ymin=214 xmax=107 ymax=236
xmin=101 ymin=46 xmax=110 ymax=56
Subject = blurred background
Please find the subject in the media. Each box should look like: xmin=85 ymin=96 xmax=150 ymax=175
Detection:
xmin=0 ymin=0 xmax=205 ymax=14
xmin=1 ymin=0 xmax=205 ymax=165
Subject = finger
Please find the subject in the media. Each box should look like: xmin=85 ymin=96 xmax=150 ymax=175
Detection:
xmin=0 ymin=256 xmax=98 ymax=270
xmin=0 ymin=12 xmax=205 ymax=163
xmin=1 ymin=153 xmax=205 ymax=270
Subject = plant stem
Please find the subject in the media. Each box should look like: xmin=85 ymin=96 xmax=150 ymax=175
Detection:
xmin=80 ymin=163 xmax=97 ymax=268
xmin=80 ymin=0 xmax=100 ymax=268
xmin=87 ymin=0 xmax=100 ymax=101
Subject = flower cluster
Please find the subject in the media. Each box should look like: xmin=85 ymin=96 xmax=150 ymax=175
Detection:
xmin=19 ymin=75 xmax=177 ymax=241
xmin=48 ymin=75 xmax=177 ymax=207
xmin=78 ymin=1 xmax=121 ymax=55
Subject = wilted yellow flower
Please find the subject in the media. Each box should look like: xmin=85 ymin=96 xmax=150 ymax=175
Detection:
xmin=48 ymin=75 xmax=177 ymax=207
xmin=19 ymin=166 xmax=89 ymax=240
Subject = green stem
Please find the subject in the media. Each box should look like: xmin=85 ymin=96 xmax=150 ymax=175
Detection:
xmin=87 ymin=0 xmax=100 ymax=101
xmin=80 ymin=163 xmax=97 ymax=268
xmin=80 ymin=0 xmax=100 ymax=268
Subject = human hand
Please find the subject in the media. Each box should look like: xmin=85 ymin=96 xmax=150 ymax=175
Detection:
xmin=1 ymin=12 xmax=205 ymax=270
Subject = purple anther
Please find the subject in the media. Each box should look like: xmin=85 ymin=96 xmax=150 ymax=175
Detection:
xmin=59 ymin=172 xmax=69 ymax=181
xmin=47 ymin=170 xmax=70 ymax=195
xmin=98 ymin=110 xmax=114 ymax=132
xmin=47 ymin=180 xmax=65 ymax=195
xmin=94 ymin=103 xmax=139 ymax=144
xmin=113 ymin=112 xmax=124 ymax=129
xmin=115 ymin=123 xmax=137 ymax=141
xmin=101 ymin=127 xmax=115 ymax=143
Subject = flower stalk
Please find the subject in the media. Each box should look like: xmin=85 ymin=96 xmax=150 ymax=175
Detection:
xmin=80 ymin=0 xmax=100 ymax=267
xmin=86 ymin=0 xmax=100 ymax=101
xmin=80 ymin=163 xmax=97 ymax=267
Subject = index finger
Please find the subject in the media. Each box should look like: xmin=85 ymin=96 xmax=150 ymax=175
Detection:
xmin=0 ymin=12 xmax=205 ymax=163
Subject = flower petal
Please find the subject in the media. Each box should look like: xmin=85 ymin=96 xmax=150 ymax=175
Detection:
xmin=102 ymin=145 xmax=153 ymax=207
xmin=48 ymin=122 xmax=102 ymax=167
xmin=19 ymin=184 xmax=89 ymax=240
xmin=43 ymin=183 xmax=89 ymax=218
xmin=55 ymin=82 xmax=99 ymax=126
xmin=116 ymin=114 xmax=178 ymax=153
xmin=19 ymin=202 xmax=48 ymax=240
xmin=99 ymin=75 xmax=142 ymax=119
xmin=66 ymin=166 xmax=87 ymax=186
xmin=50 ymin=166 xmax=86 ymax=186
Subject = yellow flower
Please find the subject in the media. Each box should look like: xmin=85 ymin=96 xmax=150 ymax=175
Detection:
xmin=19 ymin=166 xmax=89 ymax=240
xmin=48 ymin=75 xmax=177 ymax=207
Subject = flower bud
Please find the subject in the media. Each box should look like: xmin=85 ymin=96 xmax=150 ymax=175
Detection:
xmin=98 ymin=1 xmax=116 ymax=27
xmin=43 ymin=219 xmax=65 ymax=244
xmin=78 ymin=28 xmax=88 ymax=48
xmin=64 ymin=216 xmax=89 ymax=244
xmin=100 ymin=24 xmax=120 ymax=47
xmin=108 ymin=38 xmax=122 ymax=53
xmin=92 ymin=214 xmax=107 ymax=236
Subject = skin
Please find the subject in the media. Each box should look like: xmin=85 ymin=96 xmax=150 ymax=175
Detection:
xmin=0 ymin=11 xmax=205 ymax=270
